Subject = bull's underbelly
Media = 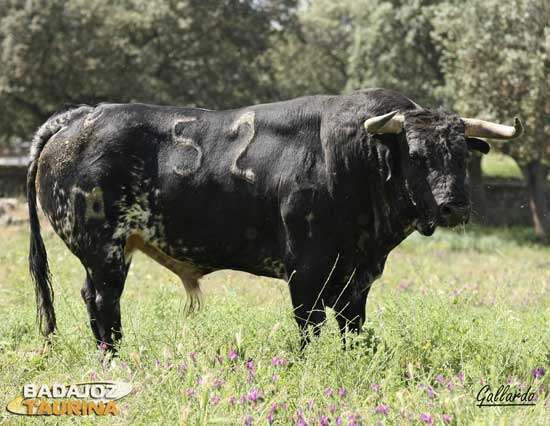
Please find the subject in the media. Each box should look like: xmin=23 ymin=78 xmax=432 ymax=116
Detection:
xmin=40 ymin=172 xmax=285 ymax=279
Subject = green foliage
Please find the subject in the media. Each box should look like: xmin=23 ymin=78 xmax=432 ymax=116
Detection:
xmin=346 ymin=0 xmax=444 ymax=107
xmin=0 ymin=0 xmax=294 ymax=140
xmin=432 ymin=0 xmax=550 ymax=165
xmin=267 ymin=0 xmax=357 ymax=97
xmin=268 ymin=0 xmax=446 ymax=106
xmin=1 ymin=224 xmax=549 ymax=424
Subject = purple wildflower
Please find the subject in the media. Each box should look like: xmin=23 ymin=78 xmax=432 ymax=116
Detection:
xmin=436 ymin=374 xmax=443 ymax=384
xmin=272 ymin=357 xmax=279 ymax=365
xmin=457 ymin=372 xmax=464 ymax=384
xmin=229 ymin=350 xmax=238 ymax=361
xmin=328 ymin=404 xmax=335 ymax=412
xmin=539 ymin=386 xmax=545 ymax=394
xmin=419 ymin=413 xmax=433 ymax=424
xmin=245 ymin=417 xmax=253 ymax=426
xmin=210 ymin=397 xmax=220 ymax=405
xmin=120 ymin=361 xmax=127 ymax=369
xmin=319 ymin=416 xmax=329 ymax=426
xmin=189 ymin=352 xmax=197 ymax=362
xmin=154 ymin=359 xmax=161 ymax=367
xmin=325 ymin=388 xmax=334 ymax=396
xmin=442 ymin=414 xmax=452 ymax=424
xmin=336 ymin=417 xmax=342 ymax=426
xmin=278 ymin=357 xmax=287 ymax=366
xmin=376 ymin=405 xmax=389 ymax=415
xmin=213 ymin=379 xmax=224 ymax=387
xmin=247 ymin=388 xmax=264 ymax=403
xmin=338 ymin=388 xmax=347 ymax=396
xmin=246 ymin=360 xmax=255 ymax=370
xmin=307 ymin=400 xmax=314 ymax=410
xmin=89 ymin=372 xmax=96 ymax=380
xmin=229 ymin=396 xmax=236 ymax=405
xmin=271 ymin=375 xmax=278 ymax=383
xmin=186 ymin=388 xmax=195 ymax=397
xmin=99 ymin=342 xmax=108 ymax=350
xmin=216 ymin=354 xmax=223 ymax=364
xmin=371 ymin=383 xmax=380 ymax=391
xmin=267 ymin=413 xmax=274 ymax=424
xmin=533 ymin=367 xmax=546 ymax=378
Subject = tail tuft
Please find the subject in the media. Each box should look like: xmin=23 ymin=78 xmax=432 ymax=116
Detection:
xmin=183 ymin=284 xmax=203 ymax=316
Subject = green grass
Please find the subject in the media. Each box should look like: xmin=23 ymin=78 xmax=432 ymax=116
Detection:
xmin=482 ymin=153 xmax=522 ymax=179
xmin=1 ymin=223 xmax=549 ymax=425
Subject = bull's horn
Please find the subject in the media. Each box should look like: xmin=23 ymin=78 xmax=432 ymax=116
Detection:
xmin=364 ymin=111 xmax=404 ymax=134
xmin=463 ymin=116 xmax=523 ymax=139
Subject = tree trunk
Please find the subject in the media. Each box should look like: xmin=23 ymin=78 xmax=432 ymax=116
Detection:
xmin=468 ymin=154 xmax=488 ymax=223
xmin=521 ymin=160 xmax=550 ymax=244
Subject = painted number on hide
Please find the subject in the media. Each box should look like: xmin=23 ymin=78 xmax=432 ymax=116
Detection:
xmin=230 ymin=111 xmax=256 ymax=184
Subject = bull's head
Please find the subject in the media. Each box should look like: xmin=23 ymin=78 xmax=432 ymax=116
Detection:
xmin=364 ymin=110 xmax=523 ymax=236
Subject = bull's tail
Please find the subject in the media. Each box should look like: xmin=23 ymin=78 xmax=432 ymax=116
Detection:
xmin=27 ymin=158 xmax=56 ymax=337
xmin=27 ymin=106 xmax=82 ymax=337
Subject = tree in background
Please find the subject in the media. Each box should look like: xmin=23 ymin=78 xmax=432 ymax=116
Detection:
xmin=0 ymin=0 xmax=295 ymax=142
xmin=346 ymin=0 xmax=444 ymax=107
xmin=433 ymin=0 xmax=550 ymax=242
xmin=267 ymin=0 xmax=357 ymax=97
xmin=269 ymin=0 xmax=444 ymax=103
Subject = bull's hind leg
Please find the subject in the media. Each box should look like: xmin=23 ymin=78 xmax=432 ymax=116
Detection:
xmin=80 ymin=257 xmax=129 ymax=350
xmin=125 ymin=234 xmax=204 ymax=314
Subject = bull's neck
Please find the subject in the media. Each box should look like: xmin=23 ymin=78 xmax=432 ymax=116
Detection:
xmin=354 ymin=136 xmax=418 ymax=249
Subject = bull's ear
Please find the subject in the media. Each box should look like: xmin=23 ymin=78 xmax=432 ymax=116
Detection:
xmin=467 ymin=138 xmax=490 ymax=154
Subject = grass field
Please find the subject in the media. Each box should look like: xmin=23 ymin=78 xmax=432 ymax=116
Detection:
xmin=0 ymin=220 xmax=549 ymax=425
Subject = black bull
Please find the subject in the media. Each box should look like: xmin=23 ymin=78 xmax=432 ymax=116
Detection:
xmin=27 ymin=88 xmax=521 ymax=349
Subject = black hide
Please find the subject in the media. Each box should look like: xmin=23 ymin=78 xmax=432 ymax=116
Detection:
xmin=29 ymin=88 xmax=481 ymax=347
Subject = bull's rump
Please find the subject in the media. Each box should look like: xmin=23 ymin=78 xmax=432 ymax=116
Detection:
xmin=34 ymin=102 xmax=322 ymax=277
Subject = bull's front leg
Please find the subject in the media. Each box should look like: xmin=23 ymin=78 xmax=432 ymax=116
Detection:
xmin=331 ymin=268 xmax=376 ymax=346
xmin=288 ymin=273 xmax=327 ymax=350
xmin=285 ymin=254 xmax=336 ymax=349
